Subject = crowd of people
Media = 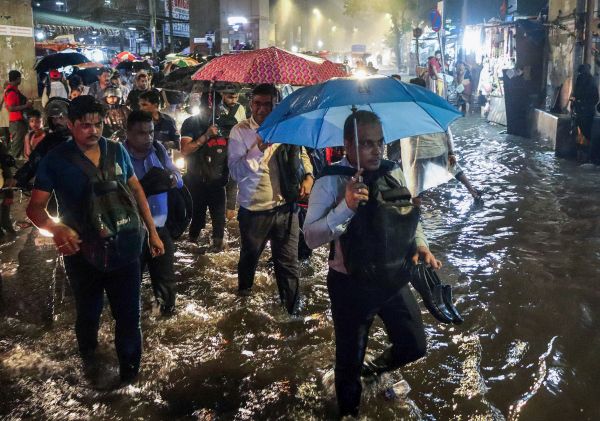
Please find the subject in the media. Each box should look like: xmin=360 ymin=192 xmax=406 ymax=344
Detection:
xmin=1 ymin=63 xmax=480 ymax=418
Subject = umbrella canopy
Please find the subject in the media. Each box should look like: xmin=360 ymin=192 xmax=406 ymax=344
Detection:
xmin=34 ymin=52 xmax=90 ymax=73
xmin=116 ymin=61 xmax=153 ymax=72
xmin=74 ymin=62 xmax=105 ymax=69
xmin=168 ymin=57 xmax=199 ymax=68
xmin=257 ymin=76 xmax=462 ymax=149
xmin=155 ymin=64 xmax=203 ymax=91
xmin=115 ymin=51 xmax=140 ymax=62
xmin=191 ymin=46 xmax=348 ymax=85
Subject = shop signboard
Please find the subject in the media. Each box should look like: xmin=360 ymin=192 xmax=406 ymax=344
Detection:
xmin=164 ymin=0 xmax=190 ymax=37
xmin=0 ymin=25 xmax=33 ymax=37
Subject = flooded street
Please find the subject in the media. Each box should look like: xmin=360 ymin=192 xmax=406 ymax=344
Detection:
xmin=1 ymin=115 xmax=600 ymax=420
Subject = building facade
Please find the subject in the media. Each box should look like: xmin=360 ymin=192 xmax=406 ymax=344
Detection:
xmin=189 ymin=0 xmax=270 ymax=54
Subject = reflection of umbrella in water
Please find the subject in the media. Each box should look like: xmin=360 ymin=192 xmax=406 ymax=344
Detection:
xmin=257 ymin=76 xmax=462 ymax=169
xmin=116 ymin=61 xmax=153 ymax=72
xmin=35 ymin=52 xmax=90 ymax=73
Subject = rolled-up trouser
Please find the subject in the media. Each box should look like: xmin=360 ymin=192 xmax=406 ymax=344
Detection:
xmin=237 ymin=205 xmax=300 ymax=314
xmin=142 ymin=226 xmax=176 ymax=311
xmin=64 ymin=254 xmax=142 ymax=377
xmin=327 ymin=268 xmax=427 ymax=417
xmin=8 ymin=120 xmax=27 ymax=159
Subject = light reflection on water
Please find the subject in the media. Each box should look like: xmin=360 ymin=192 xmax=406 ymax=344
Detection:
xmin=2 ymin=116 xmax=600 ymax=419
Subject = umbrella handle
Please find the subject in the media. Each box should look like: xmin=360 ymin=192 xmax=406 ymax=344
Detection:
xmin=352 ymin=108 xmax=362 ymax=180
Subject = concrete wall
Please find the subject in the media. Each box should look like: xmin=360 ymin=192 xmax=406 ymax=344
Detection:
xmin=548 ymin=0 xmax=577 ymax=20
xmin=545 ymin=0 xmax=579 ymax=111
xmin=189 ymin=0 xmax=270 ymax=53
xmin=0 ymin=0 xmax=36 ymax=99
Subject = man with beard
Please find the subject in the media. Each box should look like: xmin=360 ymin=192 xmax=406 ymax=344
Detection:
xmin=126 ymin=71 xmax=160 ymax=111
xmin=88 ymin=68 xmax=112 ymax=102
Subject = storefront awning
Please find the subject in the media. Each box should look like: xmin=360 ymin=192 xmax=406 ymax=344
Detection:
xmin=33 ymin=10 xmax=123 ymax=35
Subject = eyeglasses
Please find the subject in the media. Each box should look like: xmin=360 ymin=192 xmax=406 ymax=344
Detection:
xmin=358 ymin=137 xmax=384 ymax=150
xmin=252 ymin=100 xmax=273 ymax=109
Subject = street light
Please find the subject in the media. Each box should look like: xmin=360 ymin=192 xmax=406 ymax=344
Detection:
xmin=228 ymin=16 xmax=248 ymax=25
xmin=55 ymin=1 xmax=64 ymax=5
xmin=128 ymin=27 xmax=137 ymax=31
xmin=312 ymin=8 xmax=321 ymax=18
xmin=317 ymin=40 xmax=323 ymax=49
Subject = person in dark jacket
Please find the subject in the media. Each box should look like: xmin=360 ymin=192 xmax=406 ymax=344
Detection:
xmin=571 ymin=64 xmax=599 ymax=163
xmin=15 ymin=98 xmax=71 ymax=191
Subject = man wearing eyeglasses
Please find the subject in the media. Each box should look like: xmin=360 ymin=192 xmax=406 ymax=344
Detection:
xmin=303 ymin=110 xmax=441 ymax=418
xmin=227 ymin=84 xmax=314 ymax=315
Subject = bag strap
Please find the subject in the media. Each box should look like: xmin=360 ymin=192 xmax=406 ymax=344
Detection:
xmin=317 ymin=164 xmax=356 ymax=179
xmin=63 ymin=139 xmax=116 ymax=181
xmin=153 ymin=140 xmax=169 ymax=168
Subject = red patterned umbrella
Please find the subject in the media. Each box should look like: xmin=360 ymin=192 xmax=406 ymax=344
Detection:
xmin=191 ymin=47 xmax=348 ymax=85
xmin=115 ymin=51 xmax=140 ymax=62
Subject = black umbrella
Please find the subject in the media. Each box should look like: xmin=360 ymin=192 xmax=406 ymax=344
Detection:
xmin=154 ymin=64 xmax=202 ymax=91
xmin=70 ymin=67 xmax=103 ymax=85
xmin=116 ymin=61 xmax=153 ymax=72
xmin=35 ymin=52 xmax=90 ymax=73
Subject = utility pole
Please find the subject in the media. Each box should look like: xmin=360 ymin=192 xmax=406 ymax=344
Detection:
xmin=584 ymin=0 xmax=594 ymax=65
xmin=573 ymin=0 xmax=586 ymax=88
xmin=149 ymin=0 xmax=157 ymax=56
xmin=168 ymin=0 xmax=174 ymax=53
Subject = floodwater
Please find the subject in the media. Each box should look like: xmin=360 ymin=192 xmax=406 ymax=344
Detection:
xmin=1 ymin=116 xmax=600 ymax=420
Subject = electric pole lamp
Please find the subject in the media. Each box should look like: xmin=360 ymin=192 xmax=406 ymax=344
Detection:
xmin=413 ymin=27 xmax=423 ymax=67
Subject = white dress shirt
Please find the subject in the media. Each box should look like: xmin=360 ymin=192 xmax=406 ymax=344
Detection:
xmin=303 ymin=157 xmax=429 ymax=274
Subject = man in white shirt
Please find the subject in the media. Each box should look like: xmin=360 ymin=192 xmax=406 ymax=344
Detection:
xmin=227 ymin=84 xmax=314 ymax=314
xmin=303 ymin=110 xmax=441 ymax=417
xmin=48 ymin=69 xmax=69 ymax=100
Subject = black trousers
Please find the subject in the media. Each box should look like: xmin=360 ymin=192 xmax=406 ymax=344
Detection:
xmin=237 ymin=206 xmax=300 ymax=314
xmin=327 ymin=269 xmax=427 ymax=417
xmin=141 ymin=226 xmax=176 ymax=311
xmin=64 ymin=255 xmax=142 ymax=377
xmin=186 ymin=177 xmax=226 ymax=240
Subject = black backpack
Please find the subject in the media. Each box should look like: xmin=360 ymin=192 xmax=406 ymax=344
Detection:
xmin=275 ymin=144 xmax=305 ymax=203
xmin=196 ymin=135 xmax=229 ymax=186
xmin=65 ymin=140 xmax=144 ymax=272
xmin=154 ymin=142 xmax=193 ymax=239
xmin=321 ymin=160 xmax=420 ymax=290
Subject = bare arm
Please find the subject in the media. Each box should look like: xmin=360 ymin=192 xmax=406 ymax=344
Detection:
xmin=180 ymin=125 xmax=218 ymax=156
xmin=26 ymin=189 xmax=81 ymax=255
xmin=127 ymin=175 xmax=165 ymax=256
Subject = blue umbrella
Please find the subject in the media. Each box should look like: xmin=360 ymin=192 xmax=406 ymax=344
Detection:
xmin=258 ymin=76 xmax=462 ymax=151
